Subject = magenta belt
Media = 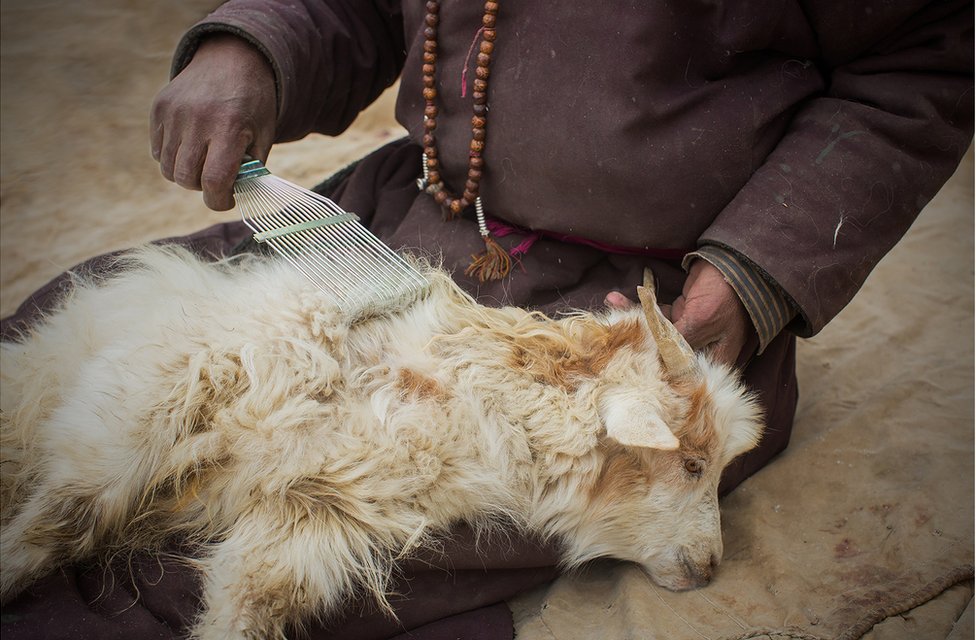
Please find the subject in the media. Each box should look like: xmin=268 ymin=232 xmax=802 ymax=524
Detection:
xmin=485 ymin=217 xmax=693 ymax=261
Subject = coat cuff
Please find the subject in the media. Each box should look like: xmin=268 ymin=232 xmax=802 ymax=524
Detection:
xmin=682 ymin=245 xmax=796 ymax=354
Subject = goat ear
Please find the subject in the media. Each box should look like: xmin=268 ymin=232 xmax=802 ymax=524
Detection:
xmin=724 ymin=425 xmax=761 ymax=460
xmin=721 ymin=407 xmax=764 ymax=460
xmin=602 ymin=401 xmax=681 ymax=450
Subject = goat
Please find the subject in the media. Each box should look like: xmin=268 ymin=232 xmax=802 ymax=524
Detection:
xmin=0 ymin=245 xmax=762 ymax=639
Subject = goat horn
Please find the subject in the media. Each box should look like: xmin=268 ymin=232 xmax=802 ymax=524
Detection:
xmin=636 ymin=269 xmax=699 ymax=381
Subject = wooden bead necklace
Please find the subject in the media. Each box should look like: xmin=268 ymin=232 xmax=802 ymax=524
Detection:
xmin=416 ymin=0 xmax=511 ymax=282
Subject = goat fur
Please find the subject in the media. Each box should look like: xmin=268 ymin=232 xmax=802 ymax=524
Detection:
xmin=0 ymin=245 xmax=762 ymax=639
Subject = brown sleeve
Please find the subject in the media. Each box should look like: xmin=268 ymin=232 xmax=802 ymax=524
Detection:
xmin=170 ymin=0 xmax=405 ymax=142
xmin=699 ymin=0 xmax=973 ymax=337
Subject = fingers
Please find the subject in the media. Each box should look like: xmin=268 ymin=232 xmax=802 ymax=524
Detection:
xmin=152 ymin=91 xmax=245 ymax=197
xmin=149 ymin=115 xmax=164 ymax=163
xmin=150 ymin=99 xmax=256 ymax=211
xmin=150 ymin=112 xmax=174 ymax=182
xmin=147 ymin=34 xmax=277 ymax=211
xmin=673 ymin=310 xmax=743 ymax=367
xmin=670 ymin=261 xmax=752 ymax=367
xmin=671 ymin=303 xmax=722 ymax=353
xmin=604 ymin=291 xmax=634 ymax=309
xmin=201 ymin=139 xmax=249 ymax=211
xmin=611 ymin=260 xmax=751 ymax=367
xmin=174 ymin=139 xmax=208 ymax=191
xmin=604 ymin=291 xmax=677 ymax=323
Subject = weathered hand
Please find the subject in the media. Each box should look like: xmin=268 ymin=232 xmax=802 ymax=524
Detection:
xmin=668 ymin=260 xmax=751 ymax=367
xmin=604 ymin=260 xmax=753 ymax=367
xmin=150 ymin=34 xmax=277 ymax=211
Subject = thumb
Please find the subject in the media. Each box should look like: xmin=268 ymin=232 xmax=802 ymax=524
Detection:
xmin=604 ymin=291 xmax=635 ymax=309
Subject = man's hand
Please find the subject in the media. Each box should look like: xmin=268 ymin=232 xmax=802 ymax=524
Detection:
xmin=604 ymin=260 xmax=753 ymax=367
xmin=667 ymin=259 xmax=751 ymax=366
xmin=150 ymin=34 xmax=277 ymax=211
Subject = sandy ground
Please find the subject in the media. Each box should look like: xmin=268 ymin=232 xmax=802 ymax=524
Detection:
xmin=1 ymin=1 xmax=973 ymax=639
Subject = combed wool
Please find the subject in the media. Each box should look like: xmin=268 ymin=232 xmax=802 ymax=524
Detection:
xmin=1 ymin=245 xmax=762 ymax=639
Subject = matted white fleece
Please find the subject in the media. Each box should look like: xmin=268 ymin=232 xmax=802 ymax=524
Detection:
xmin=1 ymin=246 xmax=760 ymax=639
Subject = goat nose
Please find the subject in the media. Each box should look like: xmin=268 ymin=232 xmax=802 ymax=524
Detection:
xmin=696 ymin=562 xmax=714 ymax=586
xmin=709 ymin=553 xmax=720 ymax=570
xmin=680 ymin=552 xmax=714 ymax=588
xmin=681 ymin=566 xmax=712 ymax=590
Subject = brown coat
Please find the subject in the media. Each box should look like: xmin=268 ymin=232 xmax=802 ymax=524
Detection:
xmin=176 ymin=0 xmax=973 ymax=335
xmin=3 ymin=3 xmax=967 ymax=640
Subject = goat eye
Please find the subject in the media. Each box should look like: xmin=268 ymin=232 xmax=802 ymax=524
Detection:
xmin=683 ymin=457 xmax=705 ymax=476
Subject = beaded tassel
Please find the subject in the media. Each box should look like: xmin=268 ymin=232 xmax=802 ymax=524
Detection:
xmin=465 ymin=197 xmax=512 ymax=282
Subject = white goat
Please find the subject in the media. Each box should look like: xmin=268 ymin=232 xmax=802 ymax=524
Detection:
xmin=0 ymin=245 xmax=762 ymax=639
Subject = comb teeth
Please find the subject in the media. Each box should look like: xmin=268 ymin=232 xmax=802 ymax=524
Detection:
xmin=234 ymin=161 xmax=428 ymax=320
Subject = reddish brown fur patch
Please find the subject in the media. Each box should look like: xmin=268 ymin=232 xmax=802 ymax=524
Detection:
xmin=394 ymin=368 xmax=446 ymax=401
xmin=589 ymin=443 xmax=647 ymax=501
xmin=591 ymin=383 xmax=720 ymax=503
xmin=581 ymin=319 xmax=648 ymax=375
xmin=506 ymin=319 xmax=646 ymax=389
xmin=672 ymin=381 xmax=719 ymax=457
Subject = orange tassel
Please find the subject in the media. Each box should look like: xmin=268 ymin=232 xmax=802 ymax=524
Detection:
xmin=465 ymin=234 xmax=512 ymax=282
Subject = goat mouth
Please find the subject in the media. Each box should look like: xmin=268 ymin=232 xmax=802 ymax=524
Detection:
xmin=677 ymin=549 xmax=715 ymax=589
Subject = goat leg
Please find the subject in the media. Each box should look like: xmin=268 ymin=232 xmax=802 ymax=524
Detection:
xmin=190 ymin=502 xmax=392 ymax=640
